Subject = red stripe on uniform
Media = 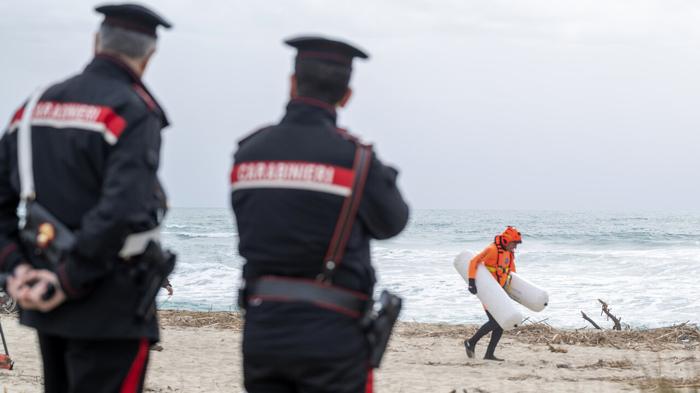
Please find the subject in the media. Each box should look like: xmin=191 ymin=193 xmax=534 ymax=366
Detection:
xmin=120 ymin=338 xmax=149 ymax=393
xmin=231 ymin=161 xmax=354 ymax=186
xmin=7 ymin=102 xmax=126 ymax=141
xmin=132 ymin=84 xmax=157 ymax=111
xmin=365 ymin=369 xmax=374 ymax=393
xmin=230 ymin=161 xmax=355 ymax=196
xmin=95 ymin=106 xmax=127 ymax=139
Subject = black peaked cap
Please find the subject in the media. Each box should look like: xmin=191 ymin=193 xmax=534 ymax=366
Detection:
xmin=95 ymin=3 xmax=172 ymax=37
xmin=285 ymin=35 xmax=369 ymax=66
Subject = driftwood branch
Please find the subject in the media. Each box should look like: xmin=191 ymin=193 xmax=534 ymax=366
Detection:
xmin=598 ymin=299 xmax=622 ymax=330
xmin=581 ymin=311 xmax=602 ymax=330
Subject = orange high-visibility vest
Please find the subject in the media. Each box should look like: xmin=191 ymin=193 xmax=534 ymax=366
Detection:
xmin=468 ymin=243 xmax=516 ymax=287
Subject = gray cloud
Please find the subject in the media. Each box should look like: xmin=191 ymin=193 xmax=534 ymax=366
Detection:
xmin=2 ymin=1 xmax=700 ymax=210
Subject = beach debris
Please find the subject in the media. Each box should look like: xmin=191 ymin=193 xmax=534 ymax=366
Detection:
xmin=556 ymin=363 xmax=571 ymax=368
xmin=157 ymin=310 xmax=700 ymax=353
xmin=158 ymin=310 xmax=243 ymax=330
xmin=674 ymin=356 xmax=695 ymax=365
xmin=506 ymin=320 xmax=699 ymax=351
xmin=598 ymin=299 xmax=622 ymax=330
xmin=581 ymin=359 xmax=633 ymax=369
xmin=637 ymin=376 xmax=700 ymax=391
xmin=581 ymin=311 xmax=602 ymax=330
xmin=0 ymin=291 xmax=17 ymax=314
xmin=546 ymin=342 xmax=568 ymax=353
xmin=507 ymin=374 xmax=543 ymax=381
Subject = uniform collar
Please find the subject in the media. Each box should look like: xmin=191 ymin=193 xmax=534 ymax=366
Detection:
xmin=85 ymin=54 xmax=170 ymax=128
xmin=282 ymin=97 xmax=338 ymax=126
xmin=86 ymin=53 xmax=142 ymax=84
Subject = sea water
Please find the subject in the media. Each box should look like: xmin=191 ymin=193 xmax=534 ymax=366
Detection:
xmin=160 ymin=208 xmax=699 ymax=328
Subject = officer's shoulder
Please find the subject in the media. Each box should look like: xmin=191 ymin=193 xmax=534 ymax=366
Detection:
xmin=332 ymin=127 xmax=372 ymax=150
xmin=128 ymin=84 xmax=159 ymax=112
xmin=4 ymin=78 xmax=73 ymax=135
xmin=80 ymin=72 xmax=158 ymax=115
xmin=120 ymin=83 xmax=168 ymax=126
xmin=237 ymin=124 xmax=274 ymax=147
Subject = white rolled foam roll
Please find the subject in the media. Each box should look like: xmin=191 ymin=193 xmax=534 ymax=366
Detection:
xmin=506 ymin=272 xmax=549 ymax=312
xmin=453 ymin=251 xmax=523 ymax=331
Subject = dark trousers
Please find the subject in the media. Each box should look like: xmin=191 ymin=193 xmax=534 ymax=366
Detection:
xmin=38 ymin=333 xmax=150 ymax=393
xmin=244 ymin=352 xmax=372 ymax=393
xmin=468 ymin=310 xmax=503 ymax=356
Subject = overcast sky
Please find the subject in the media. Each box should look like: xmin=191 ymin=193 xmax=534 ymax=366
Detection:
xmin=2 ymin=0 xmax=700 ymax=210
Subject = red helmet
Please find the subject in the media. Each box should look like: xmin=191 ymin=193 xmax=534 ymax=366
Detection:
xmin=495 ymin=226 xmax=522 ymax=247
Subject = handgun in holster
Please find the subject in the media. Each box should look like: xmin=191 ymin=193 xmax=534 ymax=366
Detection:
xmin=361 ymin=290 xmax=402 ymax=368
xmin=134 ymin=240 xmax=176 ymax=322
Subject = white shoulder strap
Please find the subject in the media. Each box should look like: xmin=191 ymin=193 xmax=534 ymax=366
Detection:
xmin=18 ymin=87 xmax=46 ymax=201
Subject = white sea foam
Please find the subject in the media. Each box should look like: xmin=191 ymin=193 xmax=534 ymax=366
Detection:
xmin=159 ymin=208 xmax=700 ymax=328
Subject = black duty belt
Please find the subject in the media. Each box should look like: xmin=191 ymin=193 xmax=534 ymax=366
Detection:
xmin=247 ymin=276 xmax=369 ymax=319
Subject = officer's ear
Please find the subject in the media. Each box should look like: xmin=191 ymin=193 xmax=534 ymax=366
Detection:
xmin=93 ymin=32 xmax=100 ymax=56
xmin=338 ymin=87 xmax=352 ymax=108
xmin=290 ymin=75 xmax=298 ymax=99
xmin=138 ymin=48 xmax=156 ymax=76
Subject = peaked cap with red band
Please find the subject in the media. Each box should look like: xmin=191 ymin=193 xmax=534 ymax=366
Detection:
xmin=95 ymin=3 xmax=172 ymax=38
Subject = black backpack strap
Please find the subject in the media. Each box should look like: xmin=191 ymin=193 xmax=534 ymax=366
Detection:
xmin=318 ymin=143 xmax=373 ymax=283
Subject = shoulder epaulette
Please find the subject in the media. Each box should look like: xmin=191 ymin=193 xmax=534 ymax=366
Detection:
xmin=335 ymin=126 xmax=371 ymax=148
xmin=131 ymin=84 xmax=157 ymax=111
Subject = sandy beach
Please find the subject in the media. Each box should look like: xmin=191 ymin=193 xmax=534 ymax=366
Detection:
xmin=1 ymin=311 xmax=698 ymax=393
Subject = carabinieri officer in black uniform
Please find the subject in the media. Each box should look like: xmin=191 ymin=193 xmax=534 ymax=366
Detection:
xmin=231 ymin=36 xmax=410 ymax=393
xmin=0 ymin=4 xmax=173 ymax=392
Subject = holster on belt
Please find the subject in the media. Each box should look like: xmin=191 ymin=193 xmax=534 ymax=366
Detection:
xmin=132 ymin=240 xmax=176 ymax=322
xmin=361 ymin=290 xmax=402 ymax=368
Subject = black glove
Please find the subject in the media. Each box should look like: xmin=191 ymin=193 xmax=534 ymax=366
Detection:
xmin=468 ymin=278 xmax=477 ymax=295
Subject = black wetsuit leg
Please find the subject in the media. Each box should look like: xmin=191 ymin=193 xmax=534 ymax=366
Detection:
xmin=484 ymin=321 xmax=503 ymax=358
xmin=468 ymin=310 xmax=497 ymax=346
xmin=467 ymin=310 xmax=504 ymax=359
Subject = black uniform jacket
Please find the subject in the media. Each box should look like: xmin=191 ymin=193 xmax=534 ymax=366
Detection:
xmin=0 ymin=54 xmax=168 ymax=340
xmin=231 ymin=97 xmax=409 ymax=359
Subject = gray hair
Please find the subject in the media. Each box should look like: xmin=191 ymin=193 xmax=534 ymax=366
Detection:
xmin=97 ymin=24 xmax=156 ymax=60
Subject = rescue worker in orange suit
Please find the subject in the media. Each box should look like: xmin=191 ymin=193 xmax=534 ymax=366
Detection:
xmin=464 ymin=226 xmax=522 ymax=361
